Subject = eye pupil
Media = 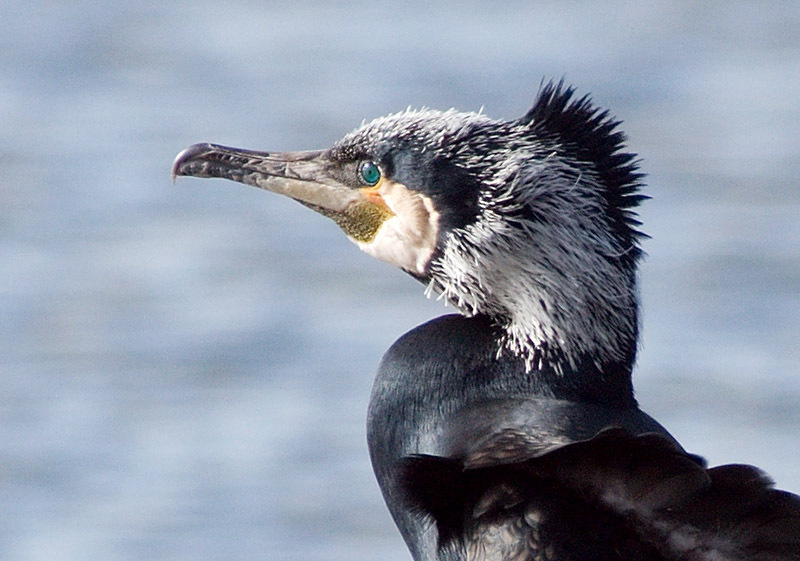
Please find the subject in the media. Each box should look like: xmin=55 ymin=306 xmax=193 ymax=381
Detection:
xmin=359 ymin=161 xmax=381 ymax=186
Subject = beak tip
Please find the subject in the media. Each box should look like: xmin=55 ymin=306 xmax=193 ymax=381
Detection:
xmin=170 ymin=160 xmax=180 ymax=184
xmin=171 ymin=142 xmax=216 ymax=182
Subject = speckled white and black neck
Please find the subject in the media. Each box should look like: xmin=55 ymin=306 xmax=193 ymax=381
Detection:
xmin=427 ymin=162 xmax=639 ymax=374
xmin=331 ymin=82 xmax=646 ymax=375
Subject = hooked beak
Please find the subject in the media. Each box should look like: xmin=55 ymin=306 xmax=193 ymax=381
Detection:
xmin=172 ymin=142 xmax=396 ymax=244
xmin=173 ymin=141 xmax=441 ymax=275
xmin=171 ymin=142 xmax=363 ymax=214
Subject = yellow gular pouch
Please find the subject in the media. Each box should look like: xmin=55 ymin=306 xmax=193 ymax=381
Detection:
xmin=309 ymin=182 xmax=393 ymax=244
xmin=313 ymin=178 xmax=440 ymax=275
xmin=355 ymin=179 xmax=441 ymax=276
xmin=334 ymin=196 xmax=395 ymax=244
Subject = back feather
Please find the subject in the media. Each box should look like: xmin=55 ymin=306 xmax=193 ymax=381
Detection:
xmin=398 ymin=428 xmax=800 ymax=560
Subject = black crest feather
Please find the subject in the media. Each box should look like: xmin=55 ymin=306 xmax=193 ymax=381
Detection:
xmin=520 ymin=80 xmax=648 ymax=257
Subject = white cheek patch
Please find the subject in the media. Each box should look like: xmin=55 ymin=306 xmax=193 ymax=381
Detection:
xmin=356 ymin=180 xmax=440 ymax=275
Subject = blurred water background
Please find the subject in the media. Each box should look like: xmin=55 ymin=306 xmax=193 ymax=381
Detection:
xmin=2 ymin=1 xmax=799 ymax=560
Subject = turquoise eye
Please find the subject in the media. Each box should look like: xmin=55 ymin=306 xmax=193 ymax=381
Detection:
xmin=358 ymin=160 xmax=381 ymax=186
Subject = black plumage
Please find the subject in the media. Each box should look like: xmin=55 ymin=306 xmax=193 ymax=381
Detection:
xmin=400 ymin=428 xmax=800 ymax=561
xmin=173 ymin=81 xmax=800 ymax=561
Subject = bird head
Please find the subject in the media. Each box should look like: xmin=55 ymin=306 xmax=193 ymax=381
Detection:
xmin=173 ymin=82 xmax=647 ymax=375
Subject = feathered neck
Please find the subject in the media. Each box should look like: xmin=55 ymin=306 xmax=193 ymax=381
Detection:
xmin=425 ymin=82 xmax=646 ymax=375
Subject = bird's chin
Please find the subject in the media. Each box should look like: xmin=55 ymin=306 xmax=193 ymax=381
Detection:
xmin=355 ymin=214 xmax=437 ymax=277
xmin=352 ymin=181 xmax=440 ymax=276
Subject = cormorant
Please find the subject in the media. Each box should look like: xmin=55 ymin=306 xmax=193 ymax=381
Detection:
xmin=173 ymin=82 xmax=800 ymax=561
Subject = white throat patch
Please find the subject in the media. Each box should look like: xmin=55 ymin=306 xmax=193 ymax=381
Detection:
xmin=355 ymin=179 xmax=440 ymax=276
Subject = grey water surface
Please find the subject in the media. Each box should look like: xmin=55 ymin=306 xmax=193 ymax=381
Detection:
xmin=2 ymin=2 xmax=799 ymax=560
